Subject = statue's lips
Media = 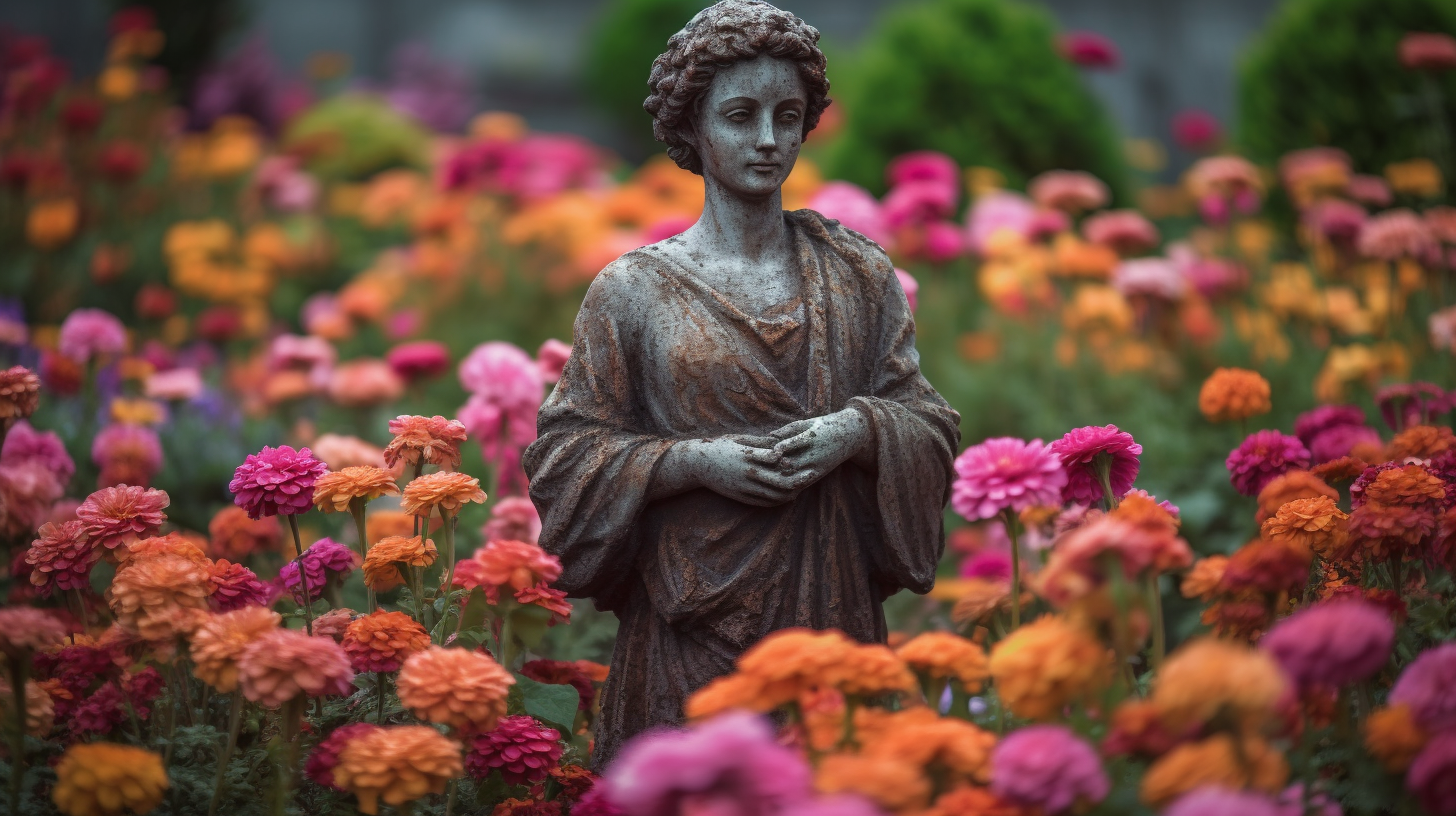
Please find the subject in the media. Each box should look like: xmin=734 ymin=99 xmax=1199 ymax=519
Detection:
xmin=748 ymin=162 xmax=781 ymax=170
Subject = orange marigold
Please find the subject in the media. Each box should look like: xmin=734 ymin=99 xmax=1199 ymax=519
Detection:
xmin=1262 ymin=497 xmax=1349 ymax=558
xmin=1180 ymin=555 xmax=1228 ymax=600
xmin=737 ymin=628 xmax=857 ymax=707
xmin=1389 ymin=424 xmax=1455 ymax=460
xmin=1139 ymin=733 xmax=1289 ymax=807
xmin=816 ymin=753 xmax=931 ymax=813
xmin=207 ymin=505 xmax=281 ymax=560
xmin=383 ymin=415 xmax=469 ymax=471
xmin=237 ymin=628 xmax=355 ymax=707
xmin=864 ymin=716 xmax=997 ymax=784
xmin=1199 ymin=367 xmax=1272 ymax=423
xmin=1256 ymin=470 xmax=1339 ymax=523
xmin=1150 ymin=638 xmax=1287 ymax=732
xmin=0 ymin=365 xmax=41 ymax=420
xmin=362 ymin=535 xmax=437 ymax=591
xmin=108 ymin=554 xmax=212 ymax=641
xmin=987 ymin=616 xmax=1111 ymax=720
xmin=313 ymin=466 xmax=401 ymax=513
xmin=396 ymin=646 xmax=514 ymax=733
xmin=401 ymin=471 xmax=486 ymax=518
xmin=334 ymin=724 xmax=463 ymax=815
xmin=52 ymin=742 xmax=168 ymax=816
xmin=1364 ymin=703 xmax=1428 ymax=773
xmin=836 ymin=644 xmax=917 ymax=697
xmin=685 ymin=673 xmax=772 ymax=719
xmin=471 ymin=539 xmax=562 ymax=591
xmin=896 ymin=632 xmax=990 ymax=692
xmin=951 ymin=579 xmax=1019 ymax=626
xmin=342 ymin=611 xmax=430 ymax=674
xmin=190 ymin=606 xmax=281 ymax=692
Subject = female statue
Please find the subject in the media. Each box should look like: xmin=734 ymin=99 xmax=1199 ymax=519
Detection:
xmin=522 ymin=0 xmax=959 ymax=765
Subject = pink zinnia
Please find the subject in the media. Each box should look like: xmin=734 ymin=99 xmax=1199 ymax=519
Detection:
xmin=806 ymin=182 xmax=891 ymax=247
xmin=76 ymin=485 xmax=169 ymax=552
xmin=1113 ymin=257 xmax=1186 ymax=301
xmin=965 ymin=191 xmax=1038 ymax=256
xmin=1028 ymin=170 xmax=1109 ymax=214
xmin=1058 ymin=31 xmax=1119 ymax=69
xmin=960 ymin=549 xmax=1012 ymax=581
xmin=229 ymin=445 xmax=328 ymax=519
xmin=603 ymin=711 xmax=812 ymax=816
xmin=208 ymin=560 xmax=273 ymax=611
xmin=387 ymin=340 xmax=451 ymax=383
xmin=1294 ymin=404 xmax=1379 ymax=464
xmin=1049 ymin=425 xmax=1143 ymax=505
xmin=951 ymin=437 xmax=1067 ymax=521
xmin=882 ymin=179 xmax=958 ymax=230
xmin=918 ymin=222 xmax=965 ymax=263
xmin=1083 ymin=210 xmax=1159 ymax=255
xmin=1409 ymin=732 xmax=1456 ymax=816
xmin=1166 ymin=787 xmax=1281 ymax=816
xmin=537 ymin=338 xmax=572 ymax=384
xmin=1171 ymin=109 xmax=1222 ymax=153
xmin=1226 ymin=431 xmax=1311 ymax=497
xmin=1401 ymin=32 xmax=1456 ymax=72
xmin=1303 ymin=200 xmax=1366 ymax=247
xmin=92 ymin=423 xmax=163 ymax=487
xmin=886 ymin=150 xmax=959 ymax=192
xmin=306 ymin=722 xmax=382 ymax=791
xmin=991 ymin=725 xmax=1110 ymax=814
xmin=25 ymin=520 xmax=101 ymax=594
xmin=58 ymin=308 xmax=127 ymax=364
xmin=1347 ymin=174 xmax=1393 ymax=207
xmin=328 ymin=359 xmax=404 ymax=408
xmin=1260 ymin=599 xmax=1395 ymax=689
xmin=459 ymin=341 xmax=544 ymax=412
xmin=0 ymin=459 xmax=63 ymax=539
xmin=1358 ymin=209 xmax=1436 ymax=261
xmin=894 ymin=268 xmax=919 ymax=312
xmin=279 ymin=538 xmax=357 ymax=602
xmin=481 ymin=496 xmax=542 ymax=545
xmin=3 ymin=420 xmax=75 ymax=485
xmin=1391 ymin=643 xmax=1456 ymax=731
xmin=465 ymin=715 xmax=563 ymax=785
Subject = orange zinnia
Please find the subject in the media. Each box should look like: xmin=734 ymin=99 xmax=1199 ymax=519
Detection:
xmin=737 ymin=628 xmax=856 ymax=707
xmin=362 ymin=535 xmax=437 ymax=591
xmin=342 ymin=611 xmax=430 ymax=673
xmin=190 ymin=606 xmax=282 ymax=692
xmin=207 ymin=505 xmax=281 ymax=560
xmin=384 ymin=415 xmax=469 ymax=471
xmin=950 ymin=579 xmax=1018 ymax=626
xmin=864 ymin=716 xmax=997 ymax=784
xmin=835 ymin=644 xmax=917 ymax=697
xmin=1255 ymin=471 xmax=1339 ymax=523
xmin=1262 ymin=496 xmax=1349 ymax=558
xmin=1180 ymin=556 xmax=1228 ymax=600
xmin=987 ymin=616 xmax=1111 ymax=720
xmin=896 ymin=631 xmax=990 ymax=692
xmin=1389 ymin=424 xmax=1455 ymax=460
xmin=396 ymin=646 xmax=514 ymax=733
xmin=1140 ymin=733 xmax=1289 ymax=807
xmin=471 ymin=539 xmax=562 ymax=591
xmin=1364 ymin=703 xmax=1427 ymax=773
xmin=108 ymin=554 xmax=213 ymax=641
xmin=1150 ymin=638 xmax=1287 ymax=732
xmin=815 ymin=754 xmax=931 ymax=812
xmin=1198 ymin=367 xmax=1272 ymax=423
xmin=401 ymin=471 xmax=486 ymax=518
xmin=313 ymin=466 xmax=401 ymax=513
xmin=334 ymin=725 xmax=463 ymax=815
xmin=685 ymin=673 xmax=771 ymax=719
xmin=52 ymin=742 xmax=169 ymax=816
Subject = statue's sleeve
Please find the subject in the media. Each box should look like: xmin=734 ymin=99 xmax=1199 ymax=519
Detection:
xmin=848 ymin=268 xmax=961 ymax=597
xmin=522 ymin=268 xmax=675 ymax=612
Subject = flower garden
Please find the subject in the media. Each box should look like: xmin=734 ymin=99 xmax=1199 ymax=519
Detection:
xmin=1 ymin=5 xmax=1456 ymax=816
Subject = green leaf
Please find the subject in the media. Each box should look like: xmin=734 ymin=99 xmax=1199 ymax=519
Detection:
xmin=514 ymin=674 xmax=579 ymax=734
xmin=507 ymin=603 xmax=555 ymax=652
xmin=453 ymin=627 xmax=490 ymax=651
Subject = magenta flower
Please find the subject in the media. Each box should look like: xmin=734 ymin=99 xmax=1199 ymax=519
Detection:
xmin=3 ymin=420 xmax=75 ymax=485
xmin=1259 ymin=600 xmax=1395 ymax=689
xmin=1050 ymin=425 xmax=1142 ymax=505
xmin=1376 ymin=382 xmax=1448 ymax=431
xmin=991 ymin=725 xmax=1109 ymax=814
xmin=536 ymin=338 xmax=572 ymax=384
xmin=465 ymin=715 xmax=563 ymax=785
xmin=229 ymin=445 xmax=328 ymax=519
xmin=208 ymin=560 xmax=274 ymax=611
xmin=603 ymin=711 xmax=812 ymax=816
xmin=1391 ymin=643 xmax=1456 ymax=731
xmin=278 ymin=538 xmax=356 ymax=602
xmin=1409 ymin=732 xmax=1456 ymax=816
xmin=1303 ymin=199 xmax=1367 ymax=247
xmin=1171 ymin=109 xmax=1222 ymax=153
xmin=779 ymin=796 xmax=888 ymax=816
xmin=459 ymin=341 xmax=544 ymax=410
xmin=573 ymin=790 xmax=625 ymax=816
xmin=1058 ymin=31 xmax=1120 ymax=69
xmin=1226 ymin=431 xmax=1311 ymax=497
xmin=886 ymin=150 xmax=959 ymax=192
xmin=919 ymin=222 xmax=965 ymax=263
xmin=1295 ymin=404 xmax=1374 ymax=462
xmin=882 ymin=179 xmax=958 ymax=230
xmin=306 ymin=723 xmax=382 ymax=791
xmin=1165 ymin=787 xmax=1281 ymax=816
xmin=960 ymin=550 xmax=1012 ymax=581
xmin=386 ymin=340 xmax=451 ymax=383
xmin=1275 ymin=784 xmax=1343 ymax=816
xmin=58 ymin=308 xmax=127 ymax=364
xmin=952 ymin=437 xmax=1067 ymax=521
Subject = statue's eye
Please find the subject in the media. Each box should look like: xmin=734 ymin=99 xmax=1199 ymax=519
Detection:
xmin=778 ymin=111 xmax=801 ymax=125
xmin=726 ymin=110 xmax=750 ymax=122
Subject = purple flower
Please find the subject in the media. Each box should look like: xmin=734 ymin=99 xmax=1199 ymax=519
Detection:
xmin=3 ymin=420 xmax=75 ymax=485
xmin=1294 ymin=405 xmax=1366 ymax=446
xmin=58 ymin=308 xmax=127 ymax=364
xmin=603 ymin=711 xmax=811 ymax=816
xmin=1391 ymin=643 xmax=1456 ymax=732
xmin=952 ymin=437 xmax=1067 ymax=521
xmin=1049 ymin=425 xmax=1143 ymax=505
xmin=1260 ymin=600 xmax=1395 ymax=689
xmin=1226 ymin=431 xmax=1310 ymax=497
xmin=228 ymin=445 xmax=328 ymax=519
xmin=1377 ymin=382 xmax=1448 ymax=431
xmin=1408 ymin=732 xmax=1456 ymax=816
xmin=1166 ymin=787 xmax=1281 ymax=816
xmin=279 ymin=538 xmax=357 ymax=602
xmin=991 ymin=725 xmax=1109 ymax=814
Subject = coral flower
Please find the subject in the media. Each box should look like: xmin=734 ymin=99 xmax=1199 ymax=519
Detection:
xmin=0 ymin=607 xmax=67 ymax=661
xmin=1227 ymin=431 xmax=1311 ymax=497
xmin=58 ymin=308 xmax=127 ymax=364
xmin=207 ymin=505 xmax=281 ymax=560
xmin=1140 ymin=734 xmax=1289 ymax=807
xmin=1179 ymin=555 xmax=1227 ymax=600
xmin=896 ymin=631 xmax=989 ymax=692
xmin=92 ymin=423 xmax=163 ymax=487
xmin=1260 ymin=599 xmax=1395 ymax=689
xmin=1198 ymin=368 xmax=1271 ymax=423
xmin=1151 ymin=638 xmax=1287 ymax=732
xmin=228 ymin=445 xmax=328 ymax=519
xmin=0 ymin=365 xmax=41 ymax=420
xmin=313 ymin=466 xmax=401 ymax=512
xmin=401 ymin=470 xmax=487 ymax=517
xmin=76 ymin=485 xmax=169 ymax=553
xmin=988 ymin=616 xmax=1110 ymax=720
xmin=334 ymin=725 xmax=464 ymax=815
xmin=1028 ymin=170 xmax=1109 ymax=213
xmin=108 ymin=554 xmax=212 ymax=641
xmin=466 ymin=715 xmax=563 ymax=785
xmin=190 ymin=606 xmax=282 ymax=692
xmin=1365 ymin=704 xmax=1428 ymax=773
xmin=950 ymin=578 xmax=1018 ymax=625
xmin=1082 ymin=209 xmax=1159 ymax=255
xmin=1164 ymin=787 xmax=1282 ymax=816
xmin=991 ymin=725 xmax=1109 ymax=814
xmin=279 ymin=537 xmax=357 ymax=602
xmin=384 ymin=415 xmax=470 ymax=471
xmin=207 ymin=559 xmax=273 ymax=611
xmin=482 ymin=496 xmax=542 ymax=544
xmin=307 ymin=722 xmax=382 ymax=791
xmin=1408 ymin=732 xmax=1456 ymax=816
xmin=1391 ymin=643 xmax=1456 ymax=731
xmin=1 ymin=677 xmax=55 ymax=736
xmin=342 ymin=611 xmax=430 ymax=673
xmin=362 ymin=535 xmax=437 ymax=591
xmin=815 ymin=754 xmax=929 ymax=812
xmin=950 ymin=437 xmax=1067 ymax=521
xmin=472 ymin=538 xmax=562 ymax=591
xmin=328 ymin=359 xmax=405 ymax=407
xmin=312 ymin=608 xmax=357 ymax=642
xmin=397 ymin=646 xmax=515 ymax=733
xmin=52 ymin=742 xmax=168 ymax=816
xmin=1262 ymin=496 xmax=1348 ymax=557
xmin=1049 ymin=425 xmax=1143 ymax=505
xmin=1358 ymin=209 xmax=1436 ymax=260
xmin=25 ymin=520 xmax=101 ymax=594
xmin=1038 ymin=516 xmax=1192 ymax=607
xmin=237 ymin=628 xmax=355 ymax=707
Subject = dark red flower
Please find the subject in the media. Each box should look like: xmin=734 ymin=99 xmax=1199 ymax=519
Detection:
xmin=306 ymin=722 xmax=382 ymax=791
xmin=70 ymin=681 xmax=127 ymax=737
xmin=60 ymin=98 xmax=105 ymax=134
xmin=134 ymin=284 xmax=177 ymax=321
xmin=195 ymin=306 xmax=243 ymax=344
xmin=97 ymin=141 xmax=148 ymax=185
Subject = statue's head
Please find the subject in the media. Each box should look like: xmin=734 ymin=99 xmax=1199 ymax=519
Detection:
xmin=645 ymin=1 xmax=830 ymax=195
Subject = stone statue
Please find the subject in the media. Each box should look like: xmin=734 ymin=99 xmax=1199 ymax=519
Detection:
xmin=521 ymin=0 xmax=960 ymax=766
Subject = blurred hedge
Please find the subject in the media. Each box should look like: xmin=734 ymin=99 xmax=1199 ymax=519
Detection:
xmin=582 ymin=0 xmax=706 ymax=154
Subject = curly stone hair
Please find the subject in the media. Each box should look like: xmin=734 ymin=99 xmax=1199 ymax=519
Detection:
xmin=644 ymin=0 xmax=831 ymax=175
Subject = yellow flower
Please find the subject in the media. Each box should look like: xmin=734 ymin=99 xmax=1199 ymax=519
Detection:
xmin=110 ymin=397 xmax=165 ymax=426
xmin=53 ymin=742 xmax=168 ymax=816
xmin=1385 ymin=158 xmax=1443 ymax=198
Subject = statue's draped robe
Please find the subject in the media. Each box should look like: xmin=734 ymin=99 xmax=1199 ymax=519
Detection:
xmin=523 ymin=209 xmax=960 ymax=765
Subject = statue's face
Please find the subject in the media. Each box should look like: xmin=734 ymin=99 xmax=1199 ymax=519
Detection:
xmin=692 ymin=54 xmax=807 ymax=199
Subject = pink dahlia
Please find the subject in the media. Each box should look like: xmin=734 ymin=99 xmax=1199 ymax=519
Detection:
xmin=229 ymin=445 xmax=328 ymax=519
xmin=991 ymin=725 xmax=1109 ymax=814
xmin=536 ymin=338 xmax=572 ymax=384
xmin=307 ymin=722 xmax=382 ymax=791
xmin=1260 ymin=599 xmax=1395 ymax=689
xmin=76 ymin=485 xmax=169 ymax=552
xmin=1401 ymin=32 xmax=1456 ymax=72
xmin=883 ymin=180 xmax=957 ymax=230
xmin=2 ymin=421 xmax=75 ymax=485
xmin=1058 ymin=31 xmax=1119 ymax=69
xmin=481 ymin=496 xmax=542 ymax=545
xmin=886 ymin=150 xmax=959 ymax=192
xmin=1083 ymin=210 xmax=1159 ymax=255
xmin=1410 ymin=732 xmax=1456 ymax=816
xmin=1391 ymin=643 xmax=1456 ymax=731
xmin=208 ymin=560 xmax=273 ymax=611
xmin=1226 ymin=431 xmax=1311 ymax=497
xmin=387 ymin=340 xmax=452 ymax=384
xmin=58 ymin=308 xmax=127 ymax=364
xmin=1166 ymin=788 xmax=1281 ymax=816
xmin=1049 ymin=425 xmax=1143 ymax=505
xmin=465 ymin=715 xmax=563 ymax=785
xmin=279 ymin=538 xmax=356 ymax=602
xmin=603 ymin=711 xmax=811 ymax=816
xmin=1358 ymin=209 xmax=1436 ymax=261
xmin=458 ymin=341 xmax=543 ymax=413
xmin=806 ymin=182 xmax=890 ymax=247
xmin=951 ymin=437 xmax=1067 ymax=521
xmin=1028 ymin=170 xmax=1109 ymax=214
xmin=92 ymin=423 xmax=163 ymax=487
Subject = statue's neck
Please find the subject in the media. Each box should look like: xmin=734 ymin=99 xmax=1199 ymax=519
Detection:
xmin=693 ymin=179 xmax=789 ymax=263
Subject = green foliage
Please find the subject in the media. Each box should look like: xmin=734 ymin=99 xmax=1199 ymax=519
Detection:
xmin=282 ymin=95 xmax=432 ymax=181
xmin=514 ymin=675 xmax=580 ymax=734
xmin=822 ymin=0 xmax=1128 ymax=197
xmin=582 ymin=0 xmax=707 ymax=153
xmin=1237 ymin=0 xmax=1456 ymax=173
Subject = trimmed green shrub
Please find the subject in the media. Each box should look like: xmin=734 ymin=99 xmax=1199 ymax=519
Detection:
xmin=821 ymin=0 xmax=1128 ymax=197
xmin=582 ymin=0 xmax=707 ymax=153
xmin=1237 ymin=0 xmax=1456 ymax=174
xmin=282 ymin=94 xmax=431 ymax=181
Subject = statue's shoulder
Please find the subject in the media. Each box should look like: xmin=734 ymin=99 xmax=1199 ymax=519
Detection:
xmin=585 ymin=247 xmax=674 ymax=310
xmin=788 ymin=208 xmax=895 ymax=285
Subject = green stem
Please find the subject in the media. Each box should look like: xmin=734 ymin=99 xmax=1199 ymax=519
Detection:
xmin=377 ymin=672 xmax=387 ymax=724
xmin=1146 ymin=573 xmax=1166 ymax=672
xmin=8 ymin=658 xmax=28 ymax=815
xmin=208 ymin=694 xmax=244 ymax=816
xmin=351 ymin=501 xmax=376 ymax=613
xmin=274 ymin=698 xmax=304 ymax=816
xmin=410 ymin=566 xmax=427 ymax=628
xmin=500 ymin=603 xmax=519 ymax=671
xmin=1002 ymin=510 xmax=1022 ymax=630
xmin=286 ymin=515 xmax=314 ymax=635
xmin=69 ymin=587 xmax=87 ymax=629
xmin=445 ymin=779 xmax=458 ymax=816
